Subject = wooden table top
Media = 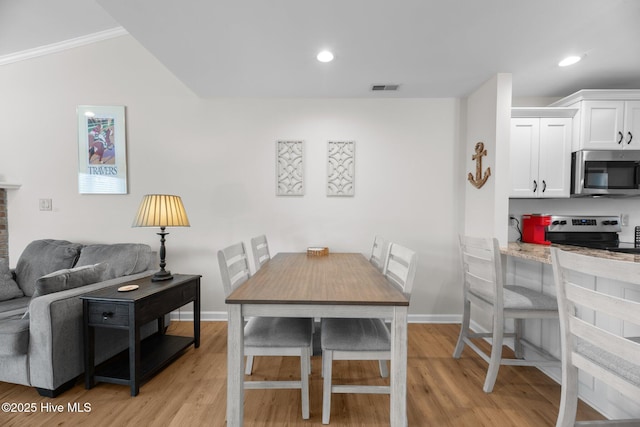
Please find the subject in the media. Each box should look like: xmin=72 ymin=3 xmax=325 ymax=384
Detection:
xmin=80 ymin=274 xmax=201 ymax=302
xmin=225 ymin=253 xmax=409 ymax=306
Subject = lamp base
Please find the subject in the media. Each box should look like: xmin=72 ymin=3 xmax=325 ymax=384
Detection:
xmin=152 ymin=269 xmax=173 ymax=282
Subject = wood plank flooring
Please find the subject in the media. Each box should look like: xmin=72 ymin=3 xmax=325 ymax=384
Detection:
xmin=0 ymin=322 xmax=604 ymax=426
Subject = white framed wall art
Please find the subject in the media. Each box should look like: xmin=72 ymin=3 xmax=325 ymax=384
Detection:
xmin=276 ymin=140 xmax=304 ymax=196
xmin=327 ymin=141 xmax=355 ymax=197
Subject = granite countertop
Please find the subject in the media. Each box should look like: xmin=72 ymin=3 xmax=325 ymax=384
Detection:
xmin=501 ymin=242 xmax=640 ymax=264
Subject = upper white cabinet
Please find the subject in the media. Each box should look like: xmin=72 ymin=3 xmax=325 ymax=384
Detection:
xmin=510 ymin=108 xmax=575 ymax=198
xmin=551 ymin=90 xmax=640 ymax=151
xmin=578 ymin=100 xmax=640 ymax=149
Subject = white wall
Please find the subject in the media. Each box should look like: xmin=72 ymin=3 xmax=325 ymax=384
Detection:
xmin=0 ymin=35 xmax=466 ymax=319
xmin=464 ymin=73 xmax=512 ymax=244
xmin=512 ymin=96 xmax=561 ymax=107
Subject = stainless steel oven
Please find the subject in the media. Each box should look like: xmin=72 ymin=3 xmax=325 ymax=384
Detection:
xmin=571 ymin=150 xmax=640 ymax=197
xmin=546 ymin=215 xmax=640 ymax=254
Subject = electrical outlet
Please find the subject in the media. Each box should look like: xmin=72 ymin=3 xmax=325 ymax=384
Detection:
xmin=39 ymin=198 xmax=52 ymax=211
xmin=621 ymin=213 xmax=629 ymax=226
xmin=508 ymin=215 xmax=517 ymax=227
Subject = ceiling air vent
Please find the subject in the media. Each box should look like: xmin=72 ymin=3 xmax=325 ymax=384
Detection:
xmin=371 ymin=84 xmax=400 ymax=91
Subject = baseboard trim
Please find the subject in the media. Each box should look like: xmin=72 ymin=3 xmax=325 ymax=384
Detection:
xmin=170 ymin=311 xmax=463 ymax=323
xmin=408 ymin=314 xmax=461 ymax=323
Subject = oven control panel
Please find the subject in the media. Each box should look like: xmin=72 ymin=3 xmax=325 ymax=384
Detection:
xmin=571 ymin=218 xmax=597 ymax=226
xmin=547 ymin=215 xmax=621 ymax=232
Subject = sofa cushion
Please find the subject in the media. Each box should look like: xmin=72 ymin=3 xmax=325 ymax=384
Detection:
xmin=15 ymin=240 xmax=83 ymax=297
xmin=0 ymin=296 xmax=30 ymax=320
xmin=75 ymin=243 xmax=153 ymax=280
xmin=0 ymin=258 xmax=23 ymax=301
xmin=0 ymin=319 xmax=30 ymax=356
xmin=22 ymin=263 xmax=107 ymax=320
xmin=32 ymin=263 xmax=108 ymax=299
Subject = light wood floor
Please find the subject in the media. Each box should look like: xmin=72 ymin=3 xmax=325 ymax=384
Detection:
xmin=0 ymin=322 xmax=604 ymax=426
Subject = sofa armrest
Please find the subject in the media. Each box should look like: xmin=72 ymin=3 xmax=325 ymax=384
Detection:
xmin=27 ymin=270 xmax=155 ymax=391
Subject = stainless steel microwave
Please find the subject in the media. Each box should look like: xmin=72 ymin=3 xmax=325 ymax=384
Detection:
xmin=571 ymin=150 xmax=640 ymax=197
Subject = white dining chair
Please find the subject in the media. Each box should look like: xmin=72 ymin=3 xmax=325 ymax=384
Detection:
xmin=369 ymin=235 xmax=389 ymax=272
xmin=320 ymin=242 xmax=416 ymax=424
xmin=218 ymin=242 xmax=313 ymax=419
xmin=249 ymin=234 xmax=317 ymax=343
xmin=551 ymin=247 xmax=640 ymax=427
xmin=250 ymin=234 xmax=271 ymax=271
xmin=452 ymin=235 xmax=559 ymax=393
xmin=248 ymin=234 xmax=273 ymax=371
xmin=369 ymin=235 xmax=392 ymax=377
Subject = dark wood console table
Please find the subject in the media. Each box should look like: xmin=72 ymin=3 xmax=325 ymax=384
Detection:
xmin=81 ymin=274 xmax=201 ymax=396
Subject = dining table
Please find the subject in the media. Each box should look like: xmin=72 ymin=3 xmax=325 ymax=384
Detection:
xmin=225 ymin=252 xmax=411 ymax=426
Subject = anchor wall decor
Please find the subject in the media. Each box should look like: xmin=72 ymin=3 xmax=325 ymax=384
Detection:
xmin=468 ymin=142 xmax=491 ymax=189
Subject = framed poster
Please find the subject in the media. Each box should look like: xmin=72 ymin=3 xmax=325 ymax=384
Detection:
xmin=77 ymin=105 xmax=127 ymax=194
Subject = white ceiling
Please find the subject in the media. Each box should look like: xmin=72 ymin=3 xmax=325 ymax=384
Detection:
xmin=2 ymin=0 xmax=639 ymax=98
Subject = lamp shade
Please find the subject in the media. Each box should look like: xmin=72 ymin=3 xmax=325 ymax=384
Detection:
xmin=132 ymin=194 xmax=190 ymax=228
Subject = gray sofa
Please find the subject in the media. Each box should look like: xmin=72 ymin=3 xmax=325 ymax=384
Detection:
xmin=0 ymin=239 xmax=160 ymax=397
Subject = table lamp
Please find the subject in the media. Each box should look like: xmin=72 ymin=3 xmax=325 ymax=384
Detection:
xmin=132 ymin=194 xmax=190 ymax=282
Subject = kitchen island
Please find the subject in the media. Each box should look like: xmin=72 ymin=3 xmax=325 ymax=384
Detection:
xmin=499 ymin=241 xmax=640 ymax=421
xmin=501 ymin=241 xmax=640 ymax=264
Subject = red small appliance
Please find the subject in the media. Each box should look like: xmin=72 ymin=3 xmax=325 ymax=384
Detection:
xmin=521 ymin=214 xmax=552 ymax=245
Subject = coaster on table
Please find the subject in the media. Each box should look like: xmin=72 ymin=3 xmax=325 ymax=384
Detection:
xmin=118 ymin=284 xmax=139 ymax=292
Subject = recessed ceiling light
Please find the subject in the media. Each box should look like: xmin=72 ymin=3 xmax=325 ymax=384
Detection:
xmin=317 ymin=50 xmax=334 ymax=63
xmin=558 ymin=55 xmax=582 ymax=67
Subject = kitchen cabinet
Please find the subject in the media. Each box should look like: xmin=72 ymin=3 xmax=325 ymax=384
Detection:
xmin=577 ymin=100 xmax=640 ymax=149
xmin=510 ymin=108 xmax=575 ymax=198
xmin=550 ymin=90 xmax=640 ymax=151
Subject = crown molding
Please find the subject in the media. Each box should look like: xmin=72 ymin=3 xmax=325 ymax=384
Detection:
xmin=0 ymin=27 xmax=128 ymax=66
xmin=550 ymin=89 xmax=640 ymax=106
